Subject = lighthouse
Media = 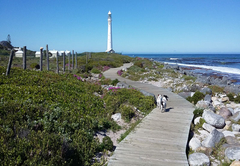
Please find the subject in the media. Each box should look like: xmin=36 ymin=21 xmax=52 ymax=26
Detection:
xmin=106 ymin=11 xmax=115 ymax=53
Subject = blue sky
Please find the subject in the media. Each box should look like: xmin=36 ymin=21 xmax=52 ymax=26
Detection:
xmin=1 ymin=0 xmax=240 ymax=53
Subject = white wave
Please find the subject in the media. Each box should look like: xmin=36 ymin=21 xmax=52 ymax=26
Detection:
xmin=165 ymin=62 xmax=240 ymax=75
xmin=170 ymin=58 xmax=181 ymax=60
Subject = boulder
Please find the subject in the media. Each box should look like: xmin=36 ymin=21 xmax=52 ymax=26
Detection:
xmin=196 ymin=101 xmax=211 ymax=110
xmin=116 ymin=82 xmax=130 ymax=89
xmin=228 ymin=107 xmax=235 ymax=115
xmin=222 ymin=131 xmax=235 ymax=137
xmin=111 ymin=113 xmax=121 ymax=122
xmin=202 ymin=129 xmax=224 ymax=148
xmin=225 ymin=136 xmax=240 ymax=145
xmin=230 ymin=112 xmax=240 ymax=122
xmin=188 ymin=153 xmax=210 ymax=166
xmin=189 ymin=137 xmax=201 ymax=151
xmin=232 ymin=124 xmax=240 ymax=132
xmin=218 ymin=107 xmax=232 ymax=120
xmin=196 ymin=146 xmax=213 ymax=156
xmin=194 ymin=117 xmax=202 ymax=125
xmin=198 ymin=129 xmax=210 ymax=140
xmin=200 ymin=87 xmax=212 ymax=95
xmin=221 ymin=96 xmax=229 ymax=103
xmin=234 ymin=108 xmax=240 ymax=114
xmin=225 ymin=147 xmax=240 ymax=161
xmin=204 ymin=94 xmax=212 ymax=103
xmin=202 ymin=110 xmax=226 ymax=129
xmin=230 ymin=160 xmax=240 ymax=166
xmin=224 ymin=121 xmax=232 ymax=130
xmin=178 ymin=92 xmax=192 ymax=99
xmin=202 ymin=123 xmax=215 ymax=133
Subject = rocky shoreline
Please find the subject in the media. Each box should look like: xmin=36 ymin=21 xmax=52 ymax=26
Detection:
xmin=136 ymin=61 xmax=240 ymax=165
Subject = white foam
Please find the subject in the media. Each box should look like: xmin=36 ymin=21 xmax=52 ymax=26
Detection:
xmin=170 ymin=58 xmax=181 ymax=60
xmin=165 ymin=62 xmax=240 ymax=75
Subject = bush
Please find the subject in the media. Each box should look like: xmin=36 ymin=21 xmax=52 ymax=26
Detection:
xmin=120 ymin=105 xmax=135 ymax=122
xmin=30 ymin=63 xmax=39 ymax=69
xmin=186 ymin=91 xmax=205 ymax=105
xmin=91 ymin=68 xmax=101 ymax=74
xmin=193 ymin=108 xmax=204 ymax=119
xmin=111 ymin=79 xmax=119 ymax=86
xmin=227 ymin=93 xmax=235 ymax=101
xmin=102 ymin=136 xmax=113 ymax=151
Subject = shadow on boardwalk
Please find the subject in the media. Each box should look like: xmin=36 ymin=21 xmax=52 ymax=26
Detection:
xmin=103 ymin=63 xmax=194 ymax=166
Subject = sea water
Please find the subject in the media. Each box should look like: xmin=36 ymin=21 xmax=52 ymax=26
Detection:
xmin=126 ymin=54 xmax=240 ymax=84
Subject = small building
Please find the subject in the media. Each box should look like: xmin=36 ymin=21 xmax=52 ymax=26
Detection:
xmin=65 ymin=50 xmax=71 ymax=56
xmin=49 ymin=50 xmax=58 ymax=58
xmin=15 ymin=47 xmax=24 ymax=57
xmin=35 ymin=51 xmax=40 ymax=57
xmin=59 ymin=51 xmax=65 ymax=56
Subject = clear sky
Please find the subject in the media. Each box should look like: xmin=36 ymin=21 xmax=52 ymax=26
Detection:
xmin=1 ymin=0 xmax=240 ymax=53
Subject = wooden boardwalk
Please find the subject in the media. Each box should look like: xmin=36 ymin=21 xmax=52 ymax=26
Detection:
xmin=103 ymin=63 xmax=194 ymax=166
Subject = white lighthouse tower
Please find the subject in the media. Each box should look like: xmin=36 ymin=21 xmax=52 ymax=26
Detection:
xmin=106 ymin=11 xmax=115 ymax=53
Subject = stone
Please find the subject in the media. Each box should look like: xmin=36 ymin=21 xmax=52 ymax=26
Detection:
xmin=225 ymin=136 xmax=240 ymax=145
xmin=232 ymin=124 xmax=240 ymax=132
xmin=189 ymin=137 xmax=201 ymax=151
xmin=226 ymin=102 xmax=240 ymax=109
xmin=230 ymin=160 xmax=240 ymax=166
xmin=196 ymin=146 xmax=213 ymax=156
xmin=225 ymin=147 xmax=240 ymax=161
xmin=202 ymin=129 xmax=224 ymax=148
xmin=194 ymin=117 xmax=202 ymax=125
xmin=223 ymin=131 xmax=235 ymax=137
xmin=178 ymin=92 xmax=192 ymax=99
xmin=224 ymin=121 xmax=232 ymax=130
xmin=111 ymin=113 xmax=121 ymax=121
xmin=228 ymin=107 xmax=235 ymax=115
xmin=202 ymin=109 xmax=226 ymax=129
xmin=234 ymin=108 xmax=240 ymax=114
xmin=202 ymin=123 xmax=215 ymax=133
xmin=198 ymin=129 xmax=210 ymax=141
xmin=219 ymin=107 xmax=232 ymax=120
xmin=200 ymin=87 xmax=212 ymax=95
xmin=212 ymin=100 xmax=224 ymax=108
xmin=221 ymin=96 xmax=229 ymax=102
xmin=188 ymin=153 xmax=210 ymax=166
xmin=196 ymin=100 xmax=211 ymax=110
xmin=116 ymin=82 xmax=130 ymax=89
xmin=230 ymin=112 xmax=240 ymax=122
xmin=204 ymin=94 xmax=212 ymax=103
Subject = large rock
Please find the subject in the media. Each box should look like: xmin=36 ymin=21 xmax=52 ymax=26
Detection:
xmin=218 ymin=107 xmax=232 ymax=120
xmin=178 ymin=92 xmax=193 ymax=99
xmin=111 ymin=113 xmax=121 ymax=121
xmin=225 ymin=136 xmax=240 ymax=145
xmin=202 ymin=123 xmax=215 ymax=133
xmin=194 ymin=117 xmax=202 ymax=125
xmin=232 ymin=124 xmax=240 ymax=132
xmin=230 ymin=160 xmax=240 ymax=166
xmin=234 ymin=107 xmax=240 ymax=114
xmin=196 ymin=101 xmax=211 ymax=110
xmin=116 ymin=82 xmax=130 ymax=89
xmin=204 ymin=94 xmax=212 ymax=102
xmin=202 ymin=110 xmax=226 ymax=129
xmin=225 ymin=147 xmax=240 ymax=161
xmin=202 ymin=129 xmax=224 ymax=148
xmin=200 ymin=87 xmax=212 ymax=95
xmin=230 ymin=112 xmax=240 ymax=122
xmin=188 ymin=153 xmax=210 ymax=166
xmin=222 ymin=131 xmax=235 ymax=137
xmin=189 ymin=137 xmax=201 ymax=151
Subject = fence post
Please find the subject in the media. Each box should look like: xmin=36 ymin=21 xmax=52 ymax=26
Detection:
xmin=6 ymin=49 xmax=14 ymax=76
xmin=72 ymin=50 xmax=74 ymax=69
xmin=63 ymin=52 xmax=65 ymax=72
xmin=68 ymin=52 xmax=70 ymax=71
xmin=46 ymin=44 xmax=49 ymax=71
xmin=40 ymin=47 xmax=43 ymax=71
xmin=23 ymin=46 xmax=26 ymax=70
xmin=75 ymin=52 xmax=77 ymax=69
xmin=56 ymin=51 xmax=59 ymax=74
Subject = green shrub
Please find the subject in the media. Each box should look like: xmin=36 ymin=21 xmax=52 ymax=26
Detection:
xmin=234 ymin=95 xmax=240 ymax=103
xmin=209 ymin=85 xmax=224 ymax=94
xmin=102 ymin=136 xmax=113 ymax=151
xmin=111 ymin=79 xmax=119 ymax=86
xmin=91 ymin=68 xmax=101 ymax=74
xmin=187 ymin=91 xmax=205 ymax=105
xmin=193 ymin=108 xmax=204 ymax=119
xmin=227 ymin=93 xmax=235 ymax=101
xmin=30 ymin=63 xmax=39 ymax=69
xmin=120 ymin=105 xmax=135 ymax=122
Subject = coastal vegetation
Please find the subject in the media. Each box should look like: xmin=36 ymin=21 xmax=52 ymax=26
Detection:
xmin=0 ymin=52 xmax=155 ymax=165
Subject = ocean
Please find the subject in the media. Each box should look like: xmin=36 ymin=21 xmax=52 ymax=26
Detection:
xmin=126 ymin=54 xmax=240 ymax=84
